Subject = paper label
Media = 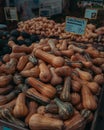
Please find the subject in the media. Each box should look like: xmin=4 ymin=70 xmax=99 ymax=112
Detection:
xmin=4 ymin=7 xmax=18 ymax=21
xmin=85 ymin=8 xmax=98 ymax=19
xmin=39 ymin=0 xmax=62 ymax=16
xmin=65 ymin=17 xmax=87 ymax=35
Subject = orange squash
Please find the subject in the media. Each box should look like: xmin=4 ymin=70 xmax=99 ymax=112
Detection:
xmin=20 ymin=66 xmax=40 ymax=78
xmin=34 ymin=49 xmax=65 ymax=68
xmin=82 ymin=85 xmax=97 ymax=110
xmin=17 ymin=55 xmax=28 ymax=71
xmin=27 ymin=77 xmax=56 ymax=98
xmin=39 ymin=61 xmax=51 ymax=82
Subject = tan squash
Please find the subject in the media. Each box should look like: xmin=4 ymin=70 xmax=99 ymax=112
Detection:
xmin=10 ymin=52 xmax=26 ymax=59
xmin=94 ymin=74 xmax=104 ymax=85
xmin=0 ymin=85 xmax=13 ymax=95
xmin=50 ymin=67 xmax=63 ymax=85
xmin=20 ymin=66 xmax=40 ymax=78
xmin=25 ymin=101 xmax=38 ymax=126
xmin=75 ymin=68 xmax=92 ymax=81
xmin=82 ymin=85 xmax=97 ymax=110
xmin=71 ymin=80 xmax=82 ymax=92
xmin=12 ymin=45 xmax=32 ymax=54
xmin=71 ymin=93 xmax=81 ymax=105
xmin=0 ymin=75 xmax=12 ymax=87
xmin=91 ymin=65 xmax=102 ymax=74
xmin=27 ymin=77 xmax=56 ymax=98
xmin=26 ymin=88 xmax=50 ymax=105
xmin=55 ymin=66 xmax=72 ymax=77
xmin=34 ymin=49 xmax=65 ymax=68
xmin=39 ymin=61 xmax=51 ymax=82
xmin=0 ymin=90 xmax=18 ymax=105
xmin=0 ymin=98 xmax=16 ymax=109
xmin=29 ymin=114 xmax=64 ymax=130
xmin=17 ymin=55 xmax=29 ymax=71
xmin=37 ymin=106 xmax=46 ymax=115
xmin=23 ymin=62 xmax=34 ymax=71
xmin=1 ymin=58 xmax=17 ymax=74
xmin=8 ymin=40 xmax=16 ymax=47
xmin=61 ymin=50 xmax=74 ymax=58
xmin=2 ymin=54 xmax=10 ymax=63
xmin=60 ymin=77 xmax=71 ymax=102
xmin=13 ymin=93 xmax=28 ymax=118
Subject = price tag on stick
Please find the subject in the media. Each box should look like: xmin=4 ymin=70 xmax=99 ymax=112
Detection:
xmin=65 ymin=17 xmax=87 ymax=35
xmin=4 ymin=7 xmax=18 ymax=21
xmin=85 ymin=8 xmax=98 ymax=19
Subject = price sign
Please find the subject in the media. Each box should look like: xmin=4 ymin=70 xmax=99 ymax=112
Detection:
xmin=39 ymin=0 xmax=62 ymax=16
xmin=85 ymin=8 xmax=98 ymax=19
xmin=65 ymin=17 xmax=87 ymax=35
xmin=3 ymin=126 xmax=12 ymax=130
xmin=4 ymin=7 xmax=18 ymax=21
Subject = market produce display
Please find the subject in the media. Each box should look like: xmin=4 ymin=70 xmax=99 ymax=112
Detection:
xmin=17 ymin=17 xmax=104 ymax=42
xmin=0 ymin=36 xmax=104 ymax=130
xmin=0 ymin=17 xmax=104 ymax=130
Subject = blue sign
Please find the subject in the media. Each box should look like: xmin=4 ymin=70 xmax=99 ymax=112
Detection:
xmin=65 ymin=17 xmax=87 ymax=35
xmin=3 ymin=126 xmax=12 ymax=130
xmin=85 ymin=8 xmax=98 ymax=19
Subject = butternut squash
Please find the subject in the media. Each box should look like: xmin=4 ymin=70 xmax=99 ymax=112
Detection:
xmin=94 ymin=74 xmax=104 ymax=85
xmin=61 ymin=50 xmax=74 ymax=58
xmin=27 ymin=77 xmax=56 ymax=98
xmin=68 ymin=45 xmax=84 ymax=53
xmin=0 ymin=90 xmax=18 ymax=105
xmin=0 ymin=98 xmax=16 ymax=109
xmin=25 ymin=101 xmax=38 ymax=126
xmin=17 ymin=55 xmax=28 ymax=71
xmin=64 ymin=109 xmax=91 ymax=130
xmin=20 ymin=66 xmax=40 ymax=78
xmin=82 ymin=85 xmax=97 ymax=110
xmin=54 ymin=98 xmax=74 ymax=120
xmin=48 ymin=39 xmax=61 ymax=56
xmin=91 ymin=65 xmax=102 ymax=74
xmin=26 ymin=88 xmax=50 ymax=105
xmin=8 ymin=40 xmax=16 ymax=48
xmin=71 ymin=80 xmax=82 ymax=92
xmin=13 ymin=73 xmax=23 ymax=85
xmin=0 ymin=75 xmax=12 ymax=87
xmin=29 ymin=114 xmax=64 ymax=130
xmin=50 ymin=67 xmax=63 ymax=85
xmin=93 ymin=58 xmax=104 ymax=65
xmin=75 ymin=68 xmax=92 ymax=81
xmin=71 ymin=93 xmax=81 ymax=105
xmin=2 ymin=54 xmax=10 ymax=63
xmin=34 ymin=49 xmax=65 ymax=68
xmin=10 ymin=52 xmax=26 ymax=59
xmin=60 ymin=77 xmax=71 ymax=102
xmin=0 ymin=85 xmax=13 ymax=95
xmin=39 ymin=61 xmax=51 ymax=82
xmin=13 ymin=93 xmax=28 ymax=118
xmin=23 ymin=62 xmax=34 ymax=71
xmin=1 ymin=59 xmax=17 ymax=74
xmin=55 ymin=66 xmax=72 ymax=77
xmin=12 ymin=45 xmax=32 ymax=54
xmin=37 ymin=106 xmax=46 ymax=115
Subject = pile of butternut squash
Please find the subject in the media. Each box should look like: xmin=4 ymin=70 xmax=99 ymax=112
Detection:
xmin=0 ymin=38 xmax=104 ymax=130
xmin=17 ymin=17 xmax=104 ymax=43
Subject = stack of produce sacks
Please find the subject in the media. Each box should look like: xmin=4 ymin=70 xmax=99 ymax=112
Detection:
xmin=0 ymin=37 xmax=104 ymax=130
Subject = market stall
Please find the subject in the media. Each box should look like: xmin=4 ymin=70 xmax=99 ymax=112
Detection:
xmin=0 ymin=0 xmax=104 ymax=130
